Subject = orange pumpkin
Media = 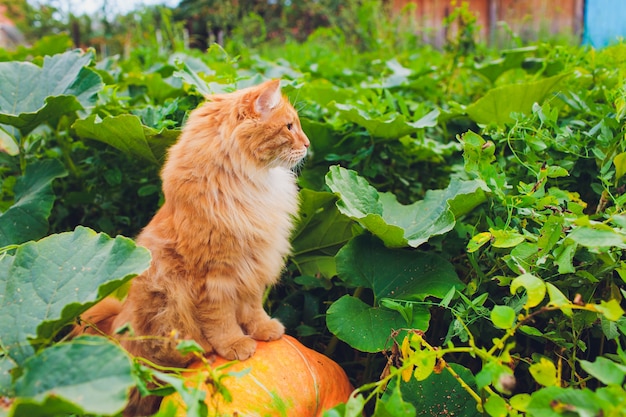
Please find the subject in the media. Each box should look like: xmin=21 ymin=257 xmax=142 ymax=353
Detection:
xmin=164 ymin=335 xmax=353 ymax=416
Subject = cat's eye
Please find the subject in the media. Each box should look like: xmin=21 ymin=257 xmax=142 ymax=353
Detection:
xmin=286 ymin=122 xmax=293 ymax=131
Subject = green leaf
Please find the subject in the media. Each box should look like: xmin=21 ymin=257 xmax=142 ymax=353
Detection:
xmin=412 ymin=351 xmax=437 ymax=381
xmin=546 ymin=283 xmax=572 ymax=316
xmin=568 ymin=225 xmax=626 ymax=249
xmin=510 ymin=393 xmax=531 ymax=412
xmin=529 ymin=357 xmax=558 ymax=387
xmin=152 ymin=370 xmax=209 ymax=417
xmin=326 ymin=165 xmax=384 ymax=217
xmin=580 ymin=357 xmax=626 ymax=386
xmin=600 ymin=316 xmax=620 ymax=340
xmin=446 ymin=180 xmax=490 ymax=218
xmin=380 ymin=299 xmax=415 ymax=325
xmin=173 ymin=61 xmax=213 ymax=96
xmin=326 ymin=295 xmax=427 ymax=352
xmin=0 ymin=50 xmax=103 ymax=135
xmin=363 ymin=58 xmax=414 ymax=89
xmin=537 ymin=215 xmax=564 ymax=254
xmin=0 ymin=355 xmax=15 ymax=397
xmin=490 ymin=228 xmax=526 ymax=248
xmin=467 ymin=232 xmax=492 ymax=253
xmin=594 ymin=299 xmax=625 ymax=321
xmin=461 ymin=130 xmax=495 ymax=173
xmin=333 ymin=103 xmax=438 ymax=139
xmin=491 ymin=305 xmax=516 ymax=329
xmin=11 ymin=336 xmax=134 ymax=416
xmin=506 ymin=242 xmax=538 ymax=273
xmin=0 ymin=126 xmax=18 ymax=155
xmin=614 ymin=152 xmax=626 ymax=181
xmin=528 ymin=387 xmax=602 ymax=417
xmin=300 ymin=79 xmax=355 ymax=108
xmin=510 ymin=273 xmax=546 ymax=309
xmin=326 ymin=166 xmax=487 ymax=248
xmin=390 ymin=363 xmax=481 ymax=417
xmin=553 ymin=239 xmax=577 ymax=274
xmin=519 ymin=325 xmax=544 ymax=337
xmin=300 ymin=119 xmax=341 ymax=166
xmin=73 ymin=114 xmax=179 ymax=164
xmin=291 ymin=189 xmax=357 ymax=278
xmin=375 ymin=384 xmax=416 ymax=417
xmin=336 ymin=234 xmax=464 ymax=301
xmin=473 ymin=47 xmax=537 ymax=81
xmin=484 ymin=394 xmax=508 ymax=417
xmin=466 ymin=73 xmax=570 ymax=125
xmin=340 ymin=393 xmax=368 ymax=417
xmin=0 ymin=159 xmax=67 ymax=247
xmin=176 ymin=340 xmax=205 ymax=355
xmin=0 ymin=227 xmax=151 ymax=365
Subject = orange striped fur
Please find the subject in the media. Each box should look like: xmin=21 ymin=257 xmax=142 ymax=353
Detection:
xmin=81 ymin=79 xmax=309 ymax=367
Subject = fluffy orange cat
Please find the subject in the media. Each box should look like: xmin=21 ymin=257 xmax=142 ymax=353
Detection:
xmin=80 ymin=79 xmax=309 ymax=369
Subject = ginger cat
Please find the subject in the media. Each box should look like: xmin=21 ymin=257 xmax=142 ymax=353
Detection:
xmin=81 ymin=79 xmax=309 ymax=368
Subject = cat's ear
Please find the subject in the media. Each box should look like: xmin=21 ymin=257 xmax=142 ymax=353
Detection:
xmin=254 ymin=79 xmax=282 ymax=115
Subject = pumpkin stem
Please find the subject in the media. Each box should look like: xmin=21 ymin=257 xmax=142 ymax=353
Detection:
xmin=324 ymin=335 xmax=339 ymax=357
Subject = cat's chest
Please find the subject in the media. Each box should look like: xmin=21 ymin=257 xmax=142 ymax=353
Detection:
xmin=205 ymin=167 xmax=298 ymax=228
xmin=245 ymin=168 xmax=298 ymax=216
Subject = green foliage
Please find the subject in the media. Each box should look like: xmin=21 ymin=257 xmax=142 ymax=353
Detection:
xmin=326 ymin=234 xmax=462 ymax=352
xmin=11 ymin=336 xmax=135 ymax=416
xmin=2 ymin=2 xmax=626 ymax=416
xmin=326 ymin=166 xmax=488 ymax=248
xmin=0 ymin=50 xmax=102 ymax=136
xmin=385 ymin=363 xmax=480 ymax=416
xmin=0 ymin=159 xmax=66 ymax=246
xmin=72 ymin=114 xmax=179 ymax=164
xmin=0 ymin=227 xmax=150 ymax=365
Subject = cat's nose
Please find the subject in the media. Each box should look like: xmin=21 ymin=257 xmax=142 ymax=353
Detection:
xmin=303 ymin=137 xmax=310 ymax=148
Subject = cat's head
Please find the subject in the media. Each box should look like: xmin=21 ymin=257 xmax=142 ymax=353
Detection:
xmin=233 ymin=79 xmax=310 ymax=169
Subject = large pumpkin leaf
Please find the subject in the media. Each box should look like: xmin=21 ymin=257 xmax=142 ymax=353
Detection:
xmin=374 ymin=383 xmax=416 ymax=417
xmin=0 ymin=227 xmax=151 ymax=365
xmin=291 ymin=189 xmax=358 ymax=278
xmin=0 ymin=356 xmax=14 ymax=397
xmin=336 ymin=234 xmax=464 ymax=301
xmin=466 ymin=73 xmax=569 ymax=125
xmin=0 ymin=159 xmax=67 ymax=247
xmin=473 ymin=46 xmax=538 ymax=83
xmin=11 ymin=336 xmax=134 ymax=416
xmin=326 ymin=295 xmax=430 ymax=353
xmin=327 ymin=235 xmax=462 ymax=352
xmin=72 ymin=114 xmax=179 ymax=164
xmin=0 ymin=50 xmax=103 ymax=135
xmin=326 ymin=166 xmax=488 ymax=248
xmin=388 ymin=363 xmax=481 ymax=417
xmin=333 ymin=103 xmax=439 ymax=139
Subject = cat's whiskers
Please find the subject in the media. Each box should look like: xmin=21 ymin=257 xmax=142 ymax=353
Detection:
xmin=290 ymin=88 xmax=306 ymax=113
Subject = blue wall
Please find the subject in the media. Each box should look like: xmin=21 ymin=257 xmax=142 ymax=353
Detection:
xmin=584 ymin=0 xmax=626 ymax=47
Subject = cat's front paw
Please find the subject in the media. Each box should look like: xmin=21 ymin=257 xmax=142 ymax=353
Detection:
xmin=249 ymin=318 xmax=285 ymax=342
xmin=217 ymin=336 xmax=257 ymax=360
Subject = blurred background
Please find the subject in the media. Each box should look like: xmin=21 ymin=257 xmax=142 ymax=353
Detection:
xmin=1 ymin=0 xmax=626 ymax=56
